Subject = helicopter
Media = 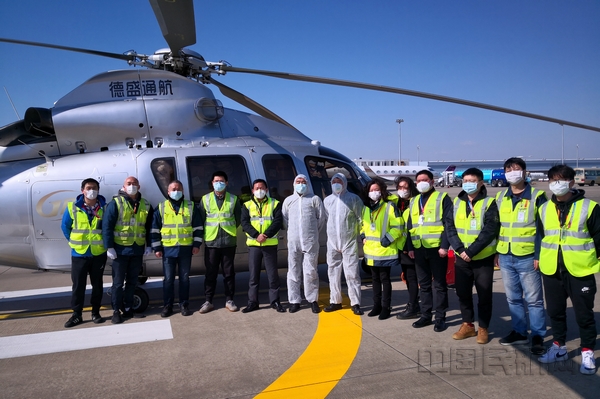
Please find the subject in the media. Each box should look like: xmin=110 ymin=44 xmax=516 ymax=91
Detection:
xmin=1 ymin=0 xmax=599 ymax=305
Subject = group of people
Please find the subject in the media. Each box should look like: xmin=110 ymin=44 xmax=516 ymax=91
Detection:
xmin=61 ymin=158 xmax=599 ymax=375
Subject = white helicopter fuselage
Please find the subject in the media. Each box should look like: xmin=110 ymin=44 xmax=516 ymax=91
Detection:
xmin=0 ymin=69 xmax=369 ymax=276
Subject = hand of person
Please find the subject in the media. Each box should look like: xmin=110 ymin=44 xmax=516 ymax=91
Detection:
xmin=408 ymin=250 xmax=415 ymax=259
xmin=192 ymin=247 xmax=200 ymax=255
xmin=438 ymin=248 xmax=448 ymax=258
xmin=155 ymin=251 xmax=162 ymax=258
xmin=533 ymin=259 xmax=539 ymax=270
xmin=460 ymin=252 xmax=471 ymax=262
xmin=494 ymin=254 xmax=500 ymax=269
xmin=144 ymin=247 xmax=153 ymax=255
xmin=257 ymin=234 xmax=267 ymax=243
xmin=107 ymin=248 xmax=117 ymax=260
xmin=380 ymin=236 xmax=392 ymax=248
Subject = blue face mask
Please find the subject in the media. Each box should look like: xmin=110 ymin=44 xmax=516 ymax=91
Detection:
xmin=331 ymin=183 xmax=343 ymax=194
xmin=213 ymin=181 xmax=226 ymax=192
xmin=169 ymin=191 xmax=183 ymax=201
xmin=462 ymin=182 xmax=479 ymax=195
xmin=295 ymin=183 xmax=307 ymax=195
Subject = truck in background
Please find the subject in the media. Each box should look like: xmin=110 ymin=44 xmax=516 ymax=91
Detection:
xmin=489 ymin=169 xmax=508 ymax=187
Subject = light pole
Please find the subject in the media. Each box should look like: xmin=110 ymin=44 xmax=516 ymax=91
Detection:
xmin=561 ymin=124 xmax=564 ymax=164
xmin=396 ymin=119 xmax=404 ymax=166
xmin=417 ymin=145 xmax=420 ymax=165
xmin=576 ymin=144 xmax=579 ymax=168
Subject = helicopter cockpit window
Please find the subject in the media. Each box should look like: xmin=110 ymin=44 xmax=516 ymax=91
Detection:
xmin=151 ymin=158 xmax=177 ymax=198
xmin=262 ymin=154 xmax=297 ymax=202
xmin=304 ymin=156 xmax=364 ymax=200
xmin=186 ymin=155 xmax=251 ymax=203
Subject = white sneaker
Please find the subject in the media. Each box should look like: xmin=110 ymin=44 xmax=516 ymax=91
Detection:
xmin=226 ymin=300 xmax=239 ymax=312
xmin=538 ymin=341 xmax=568 ymax=364
xmin=199 ymin=301 xmax=214 ymax=314
xmin=580 ymin=349 xmax=597 ymax=375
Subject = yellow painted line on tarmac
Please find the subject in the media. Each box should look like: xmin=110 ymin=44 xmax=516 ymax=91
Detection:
xmin=255 ymin=291 xmax=362 ymax=399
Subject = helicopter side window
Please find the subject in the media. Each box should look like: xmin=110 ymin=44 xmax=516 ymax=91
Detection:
xmin=262 ymin=154 xmax=297 ymax=202
xmin=151 ymin=158 xmax=177 ymax=198
xmin=186 ymin=155 xmax=251 ymax=203
xmin=304 ymin=156 xmax=364 ymax=200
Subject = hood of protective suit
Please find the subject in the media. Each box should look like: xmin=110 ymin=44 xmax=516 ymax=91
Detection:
xmin=330 ymin=173 xmax=347 ymax=195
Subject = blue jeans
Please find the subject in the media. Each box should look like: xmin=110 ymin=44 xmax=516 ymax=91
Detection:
xmin=111 ymin=254 xmax=143 ymax=311
xmin=163 ymin=254 xmax=192 ymax=307
xmin=499 ymin=253 xmax=546 ymax=337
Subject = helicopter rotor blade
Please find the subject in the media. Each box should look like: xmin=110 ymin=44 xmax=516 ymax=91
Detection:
xmin=206 ymin=77 xmax=296 ymax=130
xmin=221 ymin=66 xmax=600 ymax=133
xmin=0 ymin=37 xmax=136 ymax=61
xmin=149 ymin=0 xmax=196 ymax=54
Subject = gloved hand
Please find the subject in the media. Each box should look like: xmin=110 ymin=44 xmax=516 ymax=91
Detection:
xmin=380 ymin=236 xmax=392 ymax=248
xmin=144 ymin=246 xmax=153 ymax=255
xmin=107 ymin=248 xmax=117 ymax=260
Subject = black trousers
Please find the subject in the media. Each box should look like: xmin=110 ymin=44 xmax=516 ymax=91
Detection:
xmin=454 ymin=254 xmax=494 ymax=328
xmin=414 ymin=247 xmax=448 ymax=320
xmin=247 ymin=246 xmax=280 ymax=304
xmin=204 ymin=246 xmax=236 ymax=302
xmin=401 ymin=261 xmax=420 ymax=311
xmin=371 ymin=266 xmax=392 ymax=309
xmin=71 ymin=254 xmax=106 ymax=315
xmin=542 ymin=269 xmax=597 ymax=350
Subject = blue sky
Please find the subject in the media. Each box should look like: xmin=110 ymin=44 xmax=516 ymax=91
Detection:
xmin=1 ymin=0 xmax=599 ymax=163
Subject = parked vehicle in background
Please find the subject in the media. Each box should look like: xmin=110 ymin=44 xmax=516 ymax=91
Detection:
xmin=489 ymin=169 xmax=508 ymax=187
xmin=575 ymin=167 xmax=600 ymax=186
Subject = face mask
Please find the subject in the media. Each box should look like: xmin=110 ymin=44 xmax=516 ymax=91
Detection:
xmin=254 ymin=189 xmax=267 ymax=200
xmin=213 ymin=181 xmax=226 ymax=192
xmin=549 ymin=180 xmax=571 ymax=196
xmin=462 ymin=182 xmax=479 ymax=195
xmin=295 ymin=183 xmax=307 ymax=195
xmin=416 ymin=181 xmax=431 ymax=193
xmin=332 ymin=183 xmax=343 ymax=194
xmin=505 ymin=170 xmax=524 ymax=185
xmin=85 ymin=189 xmax=98 ymax=200
xmin=125 ymin=185 xmax=138 ymax=195
xmin=397 ymin=189 xmax=409 ymax=199
xmin=169 ymin=191 xmax=183 ymax=201
xmin=368 ymin=191 xmax=381 ymax=201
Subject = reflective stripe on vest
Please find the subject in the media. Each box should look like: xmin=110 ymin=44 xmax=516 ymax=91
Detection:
xmin=158 ymin=200 xmax=194 ymax=247
xmin=495 ymin=187 xmax=543 ymax=255
xmin=362 ymin=202 xmax=404 ymax=265
xmin=539 ymin=198 xmax=600 ymax=277
xmin=453 ymin=196 xmax=496 ymax=260
xmin=244 ymin=197 xmax=279 ymax=246
xmin=68 ymin=202 xmax=105 ymax=255
xmin=408 ymin=191 xmax=445 ymax=249
xmin=203 ymin=192 xmax=238 ymax=241
xmin=113 ymin=196 xmax=149 ymax=246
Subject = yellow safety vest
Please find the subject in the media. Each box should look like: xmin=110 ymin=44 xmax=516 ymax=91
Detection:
xmin=495 ymin=187 xmax=544 ymax=255
xmin=244 ymin=197 xmax=279 ymax=247
xmin=113 ymin=196 xmax=149 ymax=246
xmin=408 ymin=191 xmax=446 ymax=249
xmin=361 ymin=201 xmax=405 ymax=266
xmin=67 ymin=202 xmax=106 ymax=255
xmin=158 ymin=200 xmax=194 ymax=247
xmin=202 ymin=192 xmax=238 ymax=241
xmin=539 ymin=198 xmax=600 ymax=277
xmin=452 ymin=197 xmax=497 ymax=260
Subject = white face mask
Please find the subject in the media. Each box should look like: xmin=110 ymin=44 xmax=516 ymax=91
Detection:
xmin=254 ymin=189 xmax=267 ymax=200
xmin=332 ymin=183 xmax=343 ymax=194
xmin=549 ymin=180 xmax=571 ymax=196
xmin=397 ymin=189 xmax=409 ymax=199
xmin=416 ymin=181 xmax=431 ymax=193
xmin=85 ymin=189 xmax=98 ymax=200
xmin=125 ymin=185 xmax=138 ymax=195
xmin=295 ymin=183 xmax=307 ymax=195
xmin=368 ymin=191 xmax=381 ymax=201
xmin=505 ymin=170 xmax=524 ymax=185
xmin=169 ymin=191 xmax=183 ymax=201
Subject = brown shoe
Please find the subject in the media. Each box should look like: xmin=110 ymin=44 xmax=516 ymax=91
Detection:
xmin=477 ymin=327 xmax=489 ymax=344
xmin=452 ymin=322 xmax=477 ymax=340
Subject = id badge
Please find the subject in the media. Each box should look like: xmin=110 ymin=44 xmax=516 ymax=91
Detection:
xmin=370 ymin=223 xmax=376 ymax=231
xmin=470 ymin=218 xmax=477 ymax=230
xmin=517 ymin=211 xmax=525 ymax=222
xmin=259 ymin=217 xmax=264 ymax=225
xmin=418 ymin=215 xmax=424 ymax=225
xmin=130 ymin=217 xmax=136 ymax=225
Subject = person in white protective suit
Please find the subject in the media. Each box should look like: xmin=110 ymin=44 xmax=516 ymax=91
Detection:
xmin=323 ymin=173 xmax=365 ymax=315
xmin=282 ymin=174 xmax=326 ymax=314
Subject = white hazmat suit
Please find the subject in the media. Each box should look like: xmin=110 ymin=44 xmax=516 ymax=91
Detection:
xmin=282 ymin=174 xmax=326 ymax=304
xmin=323 ymin=173 xmax=364 ymax=306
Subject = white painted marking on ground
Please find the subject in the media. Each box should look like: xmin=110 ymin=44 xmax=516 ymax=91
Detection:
xmin=0 ymin=319 xmax=173 ymax=359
